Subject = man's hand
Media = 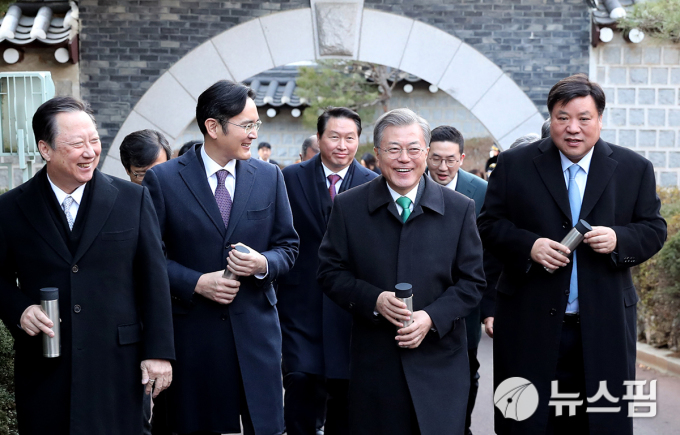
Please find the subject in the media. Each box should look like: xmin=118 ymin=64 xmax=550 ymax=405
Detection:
xmin=584 ymin=226 xmax=617 ymax=254
xmin=20 ymin=305 xmax=54 ymax=337
xmin=531 ymin=238 xmax=570 ymax=270
xmin=227 ymin=243 xmax=267 ymax=277
xmin=483 ymin=317 xmax=494 ymax=339
xmin=195 ymin=271 xmax=240 ymax=304
xmin=141 ymin=359 xmax=172 ymax=398
xmin=375 ymin=291 xmax=411 ymax=328
xmin=396 ymin=311 xmax=433 ymax=349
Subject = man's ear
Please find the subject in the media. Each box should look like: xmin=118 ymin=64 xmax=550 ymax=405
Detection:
xmin=204 ymin=119 xmax=220 ymax=140
xmin=38 ymin=140 xmax=52 ymax=162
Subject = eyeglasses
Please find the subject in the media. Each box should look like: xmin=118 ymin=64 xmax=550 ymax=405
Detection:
xmin=131 ymin=170 xmax=147 ymax=180
xmin=428 ymin=155 xmax=461 ymax=167
xmin=379 ymin=147 xmax=425 ymax=160
xmin=225 ymin=120 xmax=262 ymax=135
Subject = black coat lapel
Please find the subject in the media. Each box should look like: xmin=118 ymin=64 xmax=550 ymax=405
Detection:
xmin=533 ymin=139 xmax=572 ymax=222
xmin=580 ymin=140 xmax=617 ymax=220
xmin=17 ymin=168 xmax=72 ymax=264
xmin=179 ymin=148 xmax=226 ymax=237
xmin=368 ymin=176 xmax=401 ymax=223
xmin=225 ymin=159 xmax=257 ymax=243
xmin=296 ymin=156 xmax=327 ymax=234
xmin=73 ymin=170 xmax=117 ymax=263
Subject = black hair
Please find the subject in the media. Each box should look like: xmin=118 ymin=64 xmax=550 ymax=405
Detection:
xmin=258 ymin=142 xmax=271 ymax=150
xmin=317 ymin=107 xmax=362 ymax=138
xmin=119 ymin=129 xmax=171 ymax=171
xmin=196 ymin=80 xmax=256 ymax=136
xmin=430 ymin=125 xmax=465 ymax=154
xmin=178 ymin=140 xmax=202 ymax=157
xmin=547 ymin=73 xmax=605 ymax=116
xmin=33 ymin=96 xmax=95 ymax=150
xmin=361 ymin=152 xmax=376 ymax=167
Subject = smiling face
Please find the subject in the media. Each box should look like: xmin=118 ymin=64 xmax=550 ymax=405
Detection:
xmin=39 ymin=111 xmax=101 ymax=194
xmin=204 ymin=97 xmax=259 ymax=166
xmin=550 ymin=95 xmax=602 ymax=163
xmin=427 ymin=140 xmax=464 ymax=186
xmin=376 ymin=124 xmax=428 ymax=195
xmin=318 ymin=117 xmax=359 ymax=172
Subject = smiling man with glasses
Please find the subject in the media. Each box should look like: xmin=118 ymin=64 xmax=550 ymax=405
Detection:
xmin=318 ymin=108 xmax=485 ymax=435
xmin=144 ymin=80 xmax=299 ymax=435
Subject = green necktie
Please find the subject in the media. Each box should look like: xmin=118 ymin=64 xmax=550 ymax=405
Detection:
xmin=396 ymin=196 xmax=412 ymax=223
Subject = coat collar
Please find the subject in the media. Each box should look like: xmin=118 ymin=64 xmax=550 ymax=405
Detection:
xmin=368 ymin=175 xmax=445 ymax=223
xmin=17 ymin=168 xmax=73 ymax=263
xmin=533 ymin=138 xmax=617 ymax=223
xmin=454 ymin=169 xmax=477 ymax=198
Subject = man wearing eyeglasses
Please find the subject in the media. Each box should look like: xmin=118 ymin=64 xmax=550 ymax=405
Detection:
xmin=318 ymin=108 xmax=485 ymax=435
xmin=144 ymin=80 xmax=299 ymax=435
xmin=119 ymin=129 xmax=172 ymax=185
xmin=426 ymin=126 xmax=499 ymax=435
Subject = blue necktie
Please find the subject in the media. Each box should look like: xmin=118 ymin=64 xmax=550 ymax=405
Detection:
xmin=567 ymin=164 xmax=581 ymax=304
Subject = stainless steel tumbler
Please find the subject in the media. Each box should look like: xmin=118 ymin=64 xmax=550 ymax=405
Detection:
xmin=395 ymin=283 xmax=413 ymax=328
xmin=545 ymin=219 xmax=592 ymax=274
xmin=40 ymin=287 xmax=60 ymax=358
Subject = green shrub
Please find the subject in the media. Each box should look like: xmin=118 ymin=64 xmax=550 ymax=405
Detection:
xmin=0 ymin=322 xmax=17 ymax=435
xmin=633 ymin=187 xmax=680 ymax=351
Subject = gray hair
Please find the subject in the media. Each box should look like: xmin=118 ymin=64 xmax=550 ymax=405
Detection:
xmin=541 ymin=118 xmax=551 ymax=139
xmin=373 ymin=108 xmax=431 ymax=150
xmin=509 ymin=133 xmax=540 ymax=149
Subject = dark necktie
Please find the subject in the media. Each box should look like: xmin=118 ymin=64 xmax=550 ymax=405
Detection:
xmin=328 ymin=174 xmax=341 ymax=202
xmin=215 ymin=169 xmax=233 ymax=228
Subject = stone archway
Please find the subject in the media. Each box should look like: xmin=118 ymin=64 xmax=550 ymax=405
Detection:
xmin=101 ymin=3 xmax=544 ymax=178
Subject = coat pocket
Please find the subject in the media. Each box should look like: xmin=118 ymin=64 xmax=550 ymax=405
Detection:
xmin=247 ymin=203 xmax=272 ymax=220
xmin=102 ymin=228 xmax=136 ymax=241
xmin=623 ymin=286 xmax=639 ymax=307
xmin=118 ymin=323 xmax=142 ymax=345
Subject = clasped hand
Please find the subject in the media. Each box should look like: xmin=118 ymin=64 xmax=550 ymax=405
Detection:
xmin=531 ymin=226 xmax=617 ymax=270
xmin=375 ymin=291 xmax=432 ymax=349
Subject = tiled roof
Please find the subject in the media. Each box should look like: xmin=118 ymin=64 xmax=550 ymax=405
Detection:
xmin=243 ymin=65 xmax=424 ymax=108
xmin=0 ymin=2 xmax=78 ymax=45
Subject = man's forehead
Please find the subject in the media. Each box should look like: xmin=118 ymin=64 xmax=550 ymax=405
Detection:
xmin=429 ymin=140 xmax=461 ymax=155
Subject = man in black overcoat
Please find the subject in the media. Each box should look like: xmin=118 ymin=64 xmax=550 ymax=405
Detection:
xmin=279 ymin=107 xmax=377 ymax=435
xmin=478 ymin=74 xmax=666 ymax=435
xmin=318 ymin=108 xmax=485 ymax=435
xmin=0 ymin=96 xmax=175 ymax=434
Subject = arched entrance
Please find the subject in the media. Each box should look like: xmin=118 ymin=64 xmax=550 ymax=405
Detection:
xmin=101 ymin=6 xmax=544 ymax=178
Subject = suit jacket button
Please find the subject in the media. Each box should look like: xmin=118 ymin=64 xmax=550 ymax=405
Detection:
xmin=73 ymin=304 xmax=81 ymax=313
xmin=550 ymin=308 xmax=557 ymax=315
xmin=565 ymin=289 xmax=570 ymax=295
xmin=72 ymin=265 xmax=79 ymax=273
xmin=220 ymin=315 xmax=227 ymax=321
xmin=349 ymin=302 xmax=355 ymax=309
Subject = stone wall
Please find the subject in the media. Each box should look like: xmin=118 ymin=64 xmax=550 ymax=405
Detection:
xmin=593 ymin=32 xmax=680 ymax=186
xmin=79 ymin=0 xmax=590 ymax=161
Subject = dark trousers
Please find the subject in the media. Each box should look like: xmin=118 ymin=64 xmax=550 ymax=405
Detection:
xmin=546 ymin=315 xmax=589 ymax=435
xmin=151 ymin=376 xmax=256 ymax=435
xmin=283 ymin=371 xmax=349 ymax=435
xmin=465 ymin=347 xmax=480 ymax=435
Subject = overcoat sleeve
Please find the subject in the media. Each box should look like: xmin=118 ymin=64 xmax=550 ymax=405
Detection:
xmin=610 ymin=159 xmax=666 ymax=267
xmin=317 ymin=197 xmax=384 ymax=321
xmin=134 ymin=187 xmax=175 ymax=361
xmin=257 ymin=167 xmax=299 ymax=286
xmin=143 ymin=169 xmax=201 ymax=304
xmin=423 ymin=200 xmax=485 ymax=338
xmin=478 ymin=152 xmax=540 ymax=273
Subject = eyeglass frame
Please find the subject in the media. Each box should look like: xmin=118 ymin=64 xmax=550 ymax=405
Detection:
xmin=131 ymin=170 xmax=147 ymax=180
xmin=378 ymin=146 xmax=426 ymax=160
xmin=224 ymin=119 xmax=262 ymax=135
xmin=428 ymin=154 xmax=462 ymax=168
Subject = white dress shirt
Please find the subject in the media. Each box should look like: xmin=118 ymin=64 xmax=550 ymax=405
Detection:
xmin=322 ymin=162 xmax=350 ymax=191
xmin=47 ymin=173 xmax=86 ymax=222
xmin=559 ymin=147 xmax=593 ymax=314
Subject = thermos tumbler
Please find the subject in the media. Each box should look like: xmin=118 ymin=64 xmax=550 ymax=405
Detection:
xmin=223 ymin=245 xmax=251 ymax=280
xmin=544 ymin=219 xmax=592 ymax=274
xmin=395 ymin=283 xmax=414 ymax=328
xmin=40 ymin=287 xmax=60 ymax=358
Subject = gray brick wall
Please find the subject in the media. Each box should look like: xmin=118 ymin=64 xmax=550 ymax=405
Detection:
xmin=80 ymin=0 xmax=590 ymax=160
